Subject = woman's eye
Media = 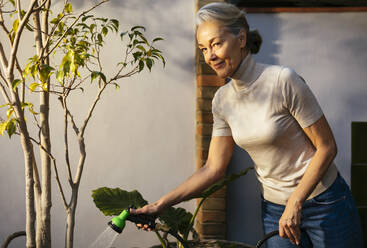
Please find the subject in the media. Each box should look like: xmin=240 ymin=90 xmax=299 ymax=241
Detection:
xmin=201 ymin=48 xmax=207 ymax=53
xmin=213 ymin=42 xmax=221 ymax=47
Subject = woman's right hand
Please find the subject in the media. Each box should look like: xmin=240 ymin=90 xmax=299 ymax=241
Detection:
xmin=130 ymin=202 xmax=162 ymax=231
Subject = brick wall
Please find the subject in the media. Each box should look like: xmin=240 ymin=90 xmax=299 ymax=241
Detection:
xmin=195 ymin=0 xmax=227 ymax=240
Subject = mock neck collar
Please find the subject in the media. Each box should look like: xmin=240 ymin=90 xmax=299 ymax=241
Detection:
xmin=229 ymin=52 xmax=263 ymax=91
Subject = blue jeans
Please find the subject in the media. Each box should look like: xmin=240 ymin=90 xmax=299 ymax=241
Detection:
xmin=261 ymin=174 xmax=364 ymax=247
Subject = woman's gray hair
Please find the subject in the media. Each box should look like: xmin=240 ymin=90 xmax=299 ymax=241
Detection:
xmin=196 ymin=2 xmax=262 ymax=54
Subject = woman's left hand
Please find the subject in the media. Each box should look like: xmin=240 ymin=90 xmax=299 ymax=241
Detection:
xmin=278 ymin=196 xmax=303 ymax=245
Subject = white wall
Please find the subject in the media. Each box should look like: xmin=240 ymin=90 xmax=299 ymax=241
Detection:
xmin=227 ymin=11 xmax=367 ymax=245
xmin=0 ymin=0 xmax=196 ymax=247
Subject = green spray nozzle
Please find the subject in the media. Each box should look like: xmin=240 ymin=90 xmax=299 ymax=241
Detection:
xmin=108 ymin=207 xmax=157 ymax=234
xmin=108 ymin=209 xmax=130 ymax=233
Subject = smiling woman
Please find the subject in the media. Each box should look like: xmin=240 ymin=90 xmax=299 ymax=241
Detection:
xmin=131 ymin=3 xmax=364 ymax=248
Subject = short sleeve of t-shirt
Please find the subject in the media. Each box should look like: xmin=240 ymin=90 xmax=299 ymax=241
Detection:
xmin=280 ymin=67 xmax=324 ymax=128
xmin=212 ymin=90 xmax=232 ymax=137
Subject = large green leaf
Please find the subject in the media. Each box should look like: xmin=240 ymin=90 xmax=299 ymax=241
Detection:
xmin=159 ymin=207 xmax=193 ymax=235
xmin=92 ymin=187 xmax=148 ymax=216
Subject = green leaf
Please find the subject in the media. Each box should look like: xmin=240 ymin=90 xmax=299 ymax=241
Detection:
xmin=153 ymin=37 xmax=164 ymax=43
xmin=98 ymin=72 xmax=106 ymax=83
xmin=50 ymin=18 xmax=59 ymax=24
xmin=89 ymin=23 xmax=96 ymax=33
xmin=29 ymin=82 xmax=39 ymax=93
xmin=64 ymin=3 xmax=73 ymax=14
xmin=12 ymin=79 xmax=22 ymax=92
xmin=91 ymin=71 xmax=106 ymax=83
xmin=136 ymin=45 xmax=146 ymax=53
xmin=132 ymin=51 xmax=142 ymax=62
xmin=12 ymin=19 xmax=19 ymax=34
xmin=146 ymin=58 xmax=153 ymax=71
xmin=91 ymin=187 xmax=148 ymax=216
xmin=6 ymin=119 xmax=16 ymax=138
xmin=110 ymin=19 xmax=119 ymax=32
xmin=39 ymin=65 xmax=54 ymax=83
xmin=159 ymin=207 xmax=193 ymax=235
xmin=82 ymin=15 xmax=93 ymax=22
xmin=138 ymin=60 xmax=144 ymax=72
xmin=131 ymin=26 xmax=146 ymax=32
xmin=56 ymin=71 xmax=63 ymax=84
xmin=91 ymin=71 xmax=99 ymax=82
xmin=0 ymin=121 xmax=7 ymax=136
xmin=6 ymin=108 xmax=14 ymax=119
xmin=137 ymin=33 xmax=148 ymax=44
xmin=97 ymin=33 xmax=103 ymax=43
xmin=10 ymin=19 xmax=19 ymax=42
xmin=95 ymin=17 xmax=108 ymax=23
xmin=120 ymin=31 xmax=128 ymax=40
xmin=155 ymin=53 xmax=166 ymax=67
xmin=42 ymin=82 xmax=48 ymax=92
xmin=102 ymin=26 xmax=108 ymax=36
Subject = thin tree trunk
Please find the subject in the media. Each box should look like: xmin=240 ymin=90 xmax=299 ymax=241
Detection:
xmin=65 ymin=189 xmax=79 ymax=248
xmin=32 ymin=1 xmax=52 ymax=246
xmin=11 ymin=93 xmax=36 ymax=248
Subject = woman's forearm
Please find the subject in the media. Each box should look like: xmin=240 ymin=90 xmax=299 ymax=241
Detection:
xmin=156 ymin=164 xmax=224 ymax=210
xmin=290 ymin=145 xmax=337 ymax=205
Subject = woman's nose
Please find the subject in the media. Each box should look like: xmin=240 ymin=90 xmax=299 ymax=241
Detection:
xmin=206 ymin=49 xmax=217 ymax=62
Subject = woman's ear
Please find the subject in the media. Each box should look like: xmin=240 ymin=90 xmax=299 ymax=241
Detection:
xmin=238 ymin=30 xmax=246 ymax=48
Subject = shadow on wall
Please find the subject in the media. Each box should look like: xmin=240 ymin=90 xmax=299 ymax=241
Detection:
xmin=65 ymin=0 xmax=195 ymax=78
xmin=226 ymin=13 xmax=281 ymax=245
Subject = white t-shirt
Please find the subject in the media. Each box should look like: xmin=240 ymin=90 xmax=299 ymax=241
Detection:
xmin=212 ymin=52 xmax=338 ymax=205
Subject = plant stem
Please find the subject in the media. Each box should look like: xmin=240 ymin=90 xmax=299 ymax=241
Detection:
xmin=154 ymin=230 xmax=166 ymax=248
xmin=183 ymin=197 xmax=205 ymax=242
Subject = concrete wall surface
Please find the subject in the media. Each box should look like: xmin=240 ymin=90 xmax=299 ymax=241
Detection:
xmin=0 ymin=0 xmax=196 ymax=247
xmin=227 ymin=11 xmax=367 ymax=245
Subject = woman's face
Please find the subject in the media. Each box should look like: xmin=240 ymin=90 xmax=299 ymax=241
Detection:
xmin=197 ymin=21 xmax=246 ymax=78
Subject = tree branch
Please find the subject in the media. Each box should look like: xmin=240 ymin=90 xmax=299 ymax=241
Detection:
xmin=61 ymin=97 xmax=73 ymax=187
xmin=80 ymin=83 xmax=106 ymax=137
xmin=29 ymin=136 xmax=68 ymax=210
xmin=16 ymin=0 xmax=21 ymax=21
xmin=30 ymin=143 xmax=41 ymax=197
xmin=1 ymin=231 xmax=26 ymax=248
xmin=0 ymin=72 xmax=11 ymax=104
xmin=0 ymin=41 xmax=8 ymax=73
xmin=8 ymin=0 xmax=38 ymax=76
xmin=43 ymin=0 xmax=109 ymax=59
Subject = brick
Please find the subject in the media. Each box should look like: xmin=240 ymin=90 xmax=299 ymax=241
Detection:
xmin=196 ymin=158 xmax=206 ymax=169
xmin=196 ymin=123 xmax=213 ymax=136
xmin=196 ymin=135 xmax=211 ymax=150
xmin=197 ymin=86 xmax=220 ymax=99
xmin=199 ymin=197 xmax=226 ymax=211
xmin=195 ymin=222 xmax=226 ymax=237
xmin=196 ymin=148 xmax=209 ymax=162
xmin=197 ymin=75 xmax=225 ymax=87
xmin=196 ymin=111 xmax=213 ymax=124
xmin=197 ymin=98 xmax=212 ymax=112
xmin=210 ymin=186 xmax=227 ymax=198
xmin=197 ymin=210 xmax=226 ymax=223
xmin=196 ymin=62 xmax=216 ymax=75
